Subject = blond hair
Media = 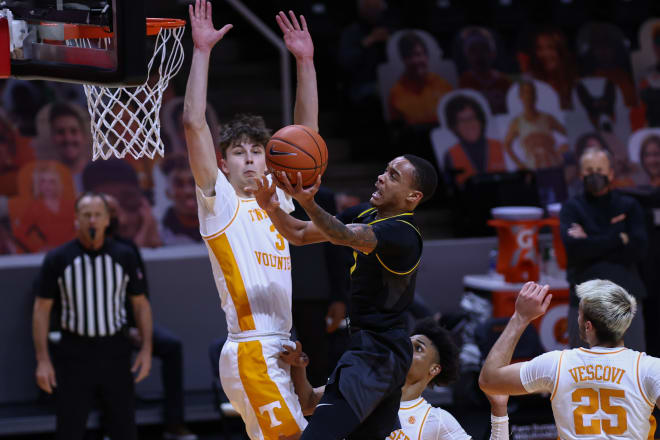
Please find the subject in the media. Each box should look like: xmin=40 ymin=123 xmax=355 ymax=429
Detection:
xmin=32 ymin=162 xmax=62 ymax=199
xmin=577 ymin=279 xmax=636 ymax=344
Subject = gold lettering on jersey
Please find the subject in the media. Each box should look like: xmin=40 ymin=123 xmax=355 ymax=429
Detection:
xmin=248 ymin=208 xmax=270 ymax=222
xmin=254 ymin=251 xmax=291 ymax=271
xmin=270 ymin=224 xmax=286 ymax=251
xmin=568 ymin=365 xmax=625 ymax=385
xmin=387 ymin=429 xmax=410 ymax=440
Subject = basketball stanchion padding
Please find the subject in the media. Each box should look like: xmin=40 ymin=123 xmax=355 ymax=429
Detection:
xmin=67 ymin=18 xmax=186 ymax=160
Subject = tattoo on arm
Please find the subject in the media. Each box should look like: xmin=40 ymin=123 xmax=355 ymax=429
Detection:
xmin=303 ymin=201 xmax=377 ymax=250
xmin=344 ymin=224 xmax=378 ymax=249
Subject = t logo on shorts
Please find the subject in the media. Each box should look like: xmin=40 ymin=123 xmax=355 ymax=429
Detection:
xmin=259 ymin=401 xmax=283 ymax=427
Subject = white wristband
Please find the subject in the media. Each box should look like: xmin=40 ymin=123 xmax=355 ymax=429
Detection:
xmin=490 ymin=414 xmax=510 ymax=440
xmin=491 ymin=414 xmax=509 ymax=424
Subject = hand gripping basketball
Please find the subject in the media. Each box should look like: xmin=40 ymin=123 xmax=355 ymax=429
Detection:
xmin=245 ymin=175 xmax=280 ymax=214
xmin=275 ymin=171 xmax=321 ymax=205
xmin=266 ymin=125 xmax=328 ymax=187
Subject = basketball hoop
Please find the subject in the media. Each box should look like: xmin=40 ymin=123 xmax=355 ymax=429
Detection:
xmin=66 ymin=18 xmax=186 ymax=160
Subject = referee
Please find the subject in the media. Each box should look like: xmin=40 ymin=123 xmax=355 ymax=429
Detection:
xmin=32 ymin=192 xmax=153 ymax=440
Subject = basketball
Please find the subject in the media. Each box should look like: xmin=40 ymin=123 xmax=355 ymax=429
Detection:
xmin=266 ymin=125 xmax=328 ymax=187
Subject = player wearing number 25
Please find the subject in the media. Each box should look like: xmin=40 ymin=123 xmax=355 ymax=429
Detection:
xmin=479 ymin=280 xmax=660 ymax=439
xmin=183 ymin=1 xmax=319 ymax=439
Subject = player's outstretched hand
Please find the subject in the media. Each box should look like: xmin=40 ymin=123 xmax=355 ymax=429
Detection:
xmin=189 ymin=0 xmax=233 ymax=53
xmin=514 ymin=282 xmax=551 ymax=324
xmin=246 ymin=175 xmax=280 ymax=214
xmin=280 ymin=341 xmax=309 ymax=368
xmin=276 ymin=10 xmax=313 ymax=60
xmin=276 ymin=171 xmax=320 ymax=205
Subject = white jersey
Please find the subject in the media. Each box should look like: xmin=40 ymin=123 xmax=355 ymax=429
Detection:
xmin=197 ymin=170 xmax=295 ymax=336
xmin=389 ymin=397 xmax=471 ymax=440
xmin=520 ymin=346 xmax=660 ymax=439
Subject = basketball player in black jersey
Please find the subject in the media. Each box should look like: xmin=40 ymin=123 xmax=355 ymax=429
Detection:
xmin=248 ymin=154 xmax=438 ymax=439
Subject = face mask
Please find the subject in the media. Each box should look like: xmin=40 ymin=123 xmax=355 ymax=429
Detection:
xmin=583 ymin=173 xmax=609 ymax=195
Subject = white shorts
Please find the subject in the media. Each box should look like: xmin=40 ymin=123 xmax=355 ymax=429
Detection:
xmin=219 ymin=335 xmax=307 ymax=440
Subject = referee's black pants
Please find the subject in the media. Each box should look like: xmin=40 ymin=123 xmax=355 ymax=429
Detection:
xmin=54 ymin=331 xmax=137 ymax=440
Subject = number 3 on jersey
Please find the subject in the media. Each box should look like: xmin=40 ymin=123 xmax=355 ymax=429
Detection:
xmin=573 ymin=387 xmax=627 ymax=435
xmin=270 ymin=224 xmax=285 ymax=251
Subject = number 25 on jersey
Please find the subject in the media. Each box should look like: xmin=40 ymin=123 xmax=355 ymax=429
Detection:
xmin=573 ymin=387 xmax=626 ymax=435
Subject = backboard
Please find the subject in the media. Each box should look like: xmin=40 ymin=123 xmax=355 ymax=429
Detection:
xmin=1 ymin=0 xmax=148 ymax=86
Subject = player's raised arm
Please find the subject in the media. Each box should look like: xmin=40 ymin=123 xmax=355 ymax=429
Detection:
xmin=276 ymin=11 xmax=318 ymax=131
xmin=479 ymin=282 xmax=551 ymax=395
xmin=246 ymin=10 xmax=327 ymax=246
xmin=183 ymin=0 xmax=232 ymax=195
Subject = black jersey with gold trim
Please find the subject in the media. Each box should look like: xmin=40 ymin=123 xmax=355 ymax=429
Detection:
xmin=336 ymin=203 xmax=422 ymax=330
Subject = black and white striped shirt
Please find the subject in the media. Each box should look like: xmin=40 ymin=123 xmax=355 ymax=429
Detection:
xmin=36 ymin=239 xmax=145 ymax=337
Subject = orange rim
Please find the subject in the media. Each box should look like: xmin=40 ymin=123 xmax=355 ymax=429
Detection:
xmin=51 ymin=18 xmax=186 ymax=40
xmin=146 ymin=18 xmax=186 ymax=36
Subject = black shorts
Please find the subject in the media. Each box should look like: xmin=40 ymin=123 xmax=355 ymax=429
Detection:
xmin=301 ymin=375 xmax=403 ymax=440
xmin=300 ymin=327 xmax=412 ymax=440
xmin=334 ymin=327 xmax=412 ymax=420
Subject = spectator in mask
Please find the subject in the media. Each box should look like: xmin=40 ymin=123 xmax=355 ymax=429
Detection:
xmin=559 ymin=147 xmax=648 ymax=351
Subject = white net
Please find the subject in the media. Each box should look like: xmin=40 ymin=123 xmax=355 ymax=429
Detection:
xmin=69 ymin=24 xmax=185 ymax=160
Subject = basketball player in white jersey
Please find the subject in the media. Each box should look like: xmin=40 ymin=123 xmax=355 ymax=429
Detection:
xmin=183 ymin=2 xmax=318 ymax=439
xmin=281 ymin=317 xmax=511 ymax=440
xmin=479 ymin=279 xmax=660 ymax=439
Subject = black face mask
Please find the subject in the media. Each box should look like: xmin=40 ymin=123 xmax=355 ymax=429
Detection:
xmin=583 ymin=173 xmax=609 ymax=195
